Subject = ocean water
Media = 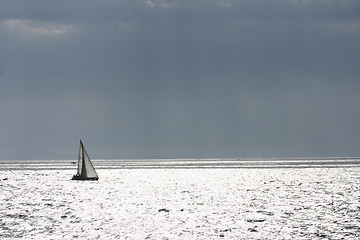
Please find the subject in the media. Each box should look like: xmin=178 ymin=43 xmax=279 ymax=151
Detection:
xmin=0 ymin=158 xmax=359 ymax=239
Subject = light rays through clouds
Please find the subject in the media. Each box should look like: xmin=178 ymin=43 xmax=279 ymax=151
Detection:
xmin=0 ymin=0 xmax=360 ymax=159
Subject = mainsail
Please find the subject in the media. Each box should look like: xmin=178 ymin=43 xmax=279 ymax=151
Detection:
xmin=72 ymin=140 xmax=99 ymax=180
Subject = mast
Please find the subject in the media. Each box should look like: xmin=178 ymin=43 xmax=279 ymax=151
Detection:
xmin=81 ymin=140 xmax=86 ymax=177
xmin=77 ymin=140 xmax=82 ymax=175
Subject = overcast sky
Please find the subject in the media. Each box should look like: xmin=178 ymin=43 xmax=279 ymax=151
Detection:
xmin=1 ymin=0 xmax=359 ymax=160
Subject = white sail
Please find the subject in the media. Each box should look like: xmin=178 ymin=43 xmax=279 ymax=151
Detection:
xmin=73 ymin=140 xmax=98 ymax=180
xmin=81 ymin=143 xmax=98 ymax=178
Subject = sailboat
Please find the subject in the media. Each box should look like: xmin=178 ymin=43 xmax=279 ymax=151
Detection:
xmin=72 ymin=140 xmax=99 ymax=181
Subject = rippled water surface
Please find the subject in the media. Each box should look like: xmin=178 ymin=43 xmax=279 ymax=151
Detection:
xmin=0 ymin=159 xmax=359 ymax=239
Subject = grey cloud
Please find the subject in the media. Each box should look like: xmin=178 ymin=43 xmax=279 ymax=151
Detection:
xmin=0 ymin=0 xmax=359 ymax=159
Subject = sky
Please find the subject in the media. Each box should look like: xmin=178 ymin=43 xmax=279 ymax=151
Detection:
xmin=0 ymin=0 xmax=360 ymax=160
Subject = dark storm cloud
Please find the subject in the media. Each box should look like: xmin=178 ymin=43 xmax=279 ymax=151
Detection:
xmin=0 ymin=0 xmax=360 ymax=159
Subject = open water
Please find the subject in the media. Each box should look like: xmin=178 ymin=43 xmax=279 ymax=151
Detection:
xmin=0 ymin=158 xmax=359 ymax=239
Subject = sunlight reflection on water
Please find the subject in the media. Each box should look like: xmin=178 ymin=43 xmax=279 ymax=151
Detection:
xmin=0 ymin=161 xmax=359 ymax=239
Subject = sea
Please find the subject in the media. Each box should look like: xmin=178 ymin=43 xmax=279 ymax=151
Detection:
xmin=0 ymin=158 xmax=359 ymax=239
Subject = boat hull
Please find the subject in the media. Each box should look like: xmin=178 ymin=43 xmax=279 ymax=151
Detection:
xmin=71 ymin=175 xmax=99 ymax=181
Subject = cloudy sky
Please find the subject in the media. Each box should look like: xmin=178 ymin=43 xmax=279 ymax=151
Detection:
xmin=1 ymin=0 xmax=359 ymax=160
